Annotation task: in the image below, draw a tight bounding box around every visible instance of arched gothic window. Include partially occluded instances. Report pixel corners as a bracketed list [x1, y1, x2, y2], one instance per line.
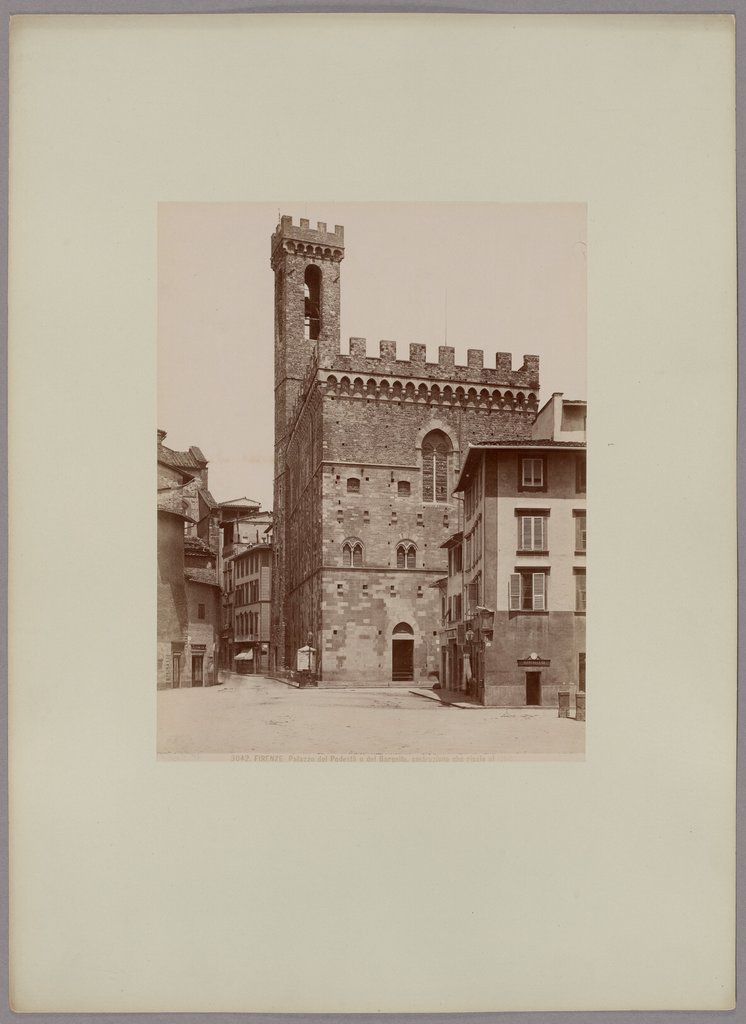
[396, 542, 417, 569]
[422, 430, 451, 503]
[342, 540, 364, 568]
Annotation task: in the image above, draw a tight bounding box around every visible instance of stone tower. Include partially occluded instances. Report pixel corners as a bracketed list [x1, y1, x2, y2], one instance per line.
[270, 215, 540, 684]
[270, 217, 345, 667]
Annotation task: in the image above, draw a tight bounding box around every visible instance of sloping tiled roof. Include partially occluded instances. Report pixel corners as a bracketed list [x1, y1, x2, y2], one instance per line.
[198, 488, 219, 511]
[219, 497, 261, 509]
[184, 568, 220, 588]
[184, 535, 213, 556]
[158, 444, 207, 471]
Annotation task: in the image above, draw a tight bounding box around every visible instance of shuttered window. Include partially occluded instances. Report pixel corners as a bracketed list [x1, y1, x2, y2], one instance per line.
[510, 571, 547, 611]
[575, 572, 586, 612]
[520, 516, 546, 551]
[532, 572, 546, 611]
[575, 514, 586, 552]
[522, 458, 543, 487]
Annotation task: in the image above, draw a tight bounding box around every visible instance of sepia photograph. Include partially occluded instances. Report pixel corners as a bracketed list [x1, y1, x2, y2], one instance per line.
[157, 203, 587, 760]
[10, 11, 735, 1014]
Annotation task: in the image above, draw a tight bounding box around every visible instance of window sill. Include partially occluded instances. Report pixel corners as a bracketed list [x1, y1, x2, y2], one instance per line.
[574, 550, 586, 556]
[574, 610, 586, 616]
[515, 550, 549, 556]
[509, 610, 549, 616]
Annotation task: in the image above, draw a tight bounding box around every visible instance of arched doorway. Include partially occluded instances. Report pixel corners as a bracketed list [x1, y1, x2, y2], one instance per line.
[392, 622, 414, 683]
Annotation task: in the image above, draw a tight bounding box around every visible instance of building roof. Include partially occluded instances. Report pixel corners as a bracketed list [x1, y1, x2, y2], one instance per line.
[184, 535, 213, 556]
[219, 497, 261, 509]
[440, 531, 463, 549]
[454, 441, 586, 494]
[184, 568, 220, 588]
[158, 443, 207, 472]
[234, 541, 272, 560]
[198, 488, 219, 511]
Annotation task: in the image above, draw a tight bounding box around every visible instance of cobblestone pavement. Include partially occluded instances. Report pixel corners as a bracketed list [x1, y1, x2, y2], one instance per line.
[158, 673, 584, 759]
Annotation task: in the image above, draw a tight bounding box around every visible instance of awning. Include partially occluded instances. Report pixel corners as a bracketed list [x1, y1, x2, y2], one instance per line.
[234, 651, 254, 661]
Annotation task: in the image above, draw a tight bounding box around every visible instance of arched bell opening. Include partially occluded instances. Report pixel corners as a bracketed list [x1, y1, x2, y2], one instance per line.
[304, 264, 321, 341]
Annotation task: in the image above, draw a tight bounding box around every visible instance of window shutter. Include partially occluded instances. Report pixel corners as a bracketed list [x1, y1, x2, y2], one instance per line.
[509, 574, 521, 611]
[343, 545, 351, 567]
[396, 546, 405, 569]
[576, 573, 586, 611]
[535, 516, 544, 550]
[353, 545, 362, 567]
[407, 547, 415, 569]
[521, 517, 532, 549]
[532, 572, 546, 611]
[576, 515, 586, 551]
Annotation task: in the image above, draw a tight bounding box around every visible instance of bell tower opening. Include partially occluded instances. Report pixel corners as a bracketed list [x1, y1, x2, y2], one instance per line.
[304, 265, 321, 341]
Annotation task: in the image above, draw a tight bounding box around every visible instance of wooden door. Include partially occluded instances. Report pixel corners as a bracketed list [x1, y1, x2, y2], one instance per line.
[526, 671, 541, 706]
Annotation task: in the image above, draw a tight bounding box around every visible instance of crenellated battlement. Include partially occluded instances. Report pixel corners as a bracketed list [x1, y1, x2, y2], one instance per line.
[271, 215, 345, 266]
[319, 337, 540, 390]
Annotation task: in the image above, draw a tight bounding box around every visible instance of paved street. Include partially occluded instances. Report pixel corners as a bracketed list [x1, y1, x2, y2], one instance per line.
[158, 673, 584, 760]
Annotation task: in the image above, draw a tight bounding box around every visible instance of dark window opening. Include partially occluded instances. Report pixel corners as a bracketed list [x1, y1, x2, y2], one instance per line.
[304, 265, 321, 340]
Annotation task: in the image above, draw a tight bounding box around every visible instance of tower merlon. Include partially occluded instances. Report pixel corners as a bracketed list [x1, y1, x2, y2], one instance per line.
[319, 340, 540, 389]
[272, 215, 345, 261]
[438, 346, 455, 369]
[467, 349, 484, 371]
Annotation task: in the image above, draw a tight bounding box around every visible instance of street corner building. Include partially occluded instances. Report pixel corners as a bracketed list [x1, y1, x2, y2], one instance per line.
[157, 431, 222, 689]
[440, 394, 586, 708]
[270, 214, 584, 704]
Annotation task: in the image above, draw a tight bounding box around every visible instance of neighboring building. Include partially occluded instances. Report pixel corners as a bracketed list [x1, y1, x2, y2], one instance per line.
[219, 499, 273, 670]
[157, 499, 192, 690]
[439, 394, 586, 707]
[270, 215, 541, 685]
[157, 430, 221, 689]
[232, 540, 272, 673]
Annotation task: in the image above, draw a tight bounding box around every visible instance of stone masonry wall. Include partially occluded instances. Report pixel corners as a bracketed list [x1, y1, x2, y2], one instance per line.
[320, 571, 442, 685]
